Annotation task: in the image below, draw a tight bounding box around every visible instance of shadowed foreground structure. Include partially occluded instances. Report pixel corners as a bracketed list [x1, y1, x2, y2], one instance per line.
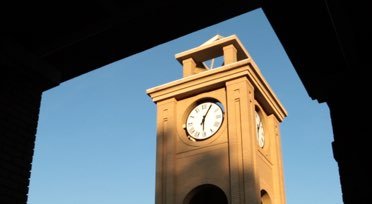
[0, 1, 370, 203]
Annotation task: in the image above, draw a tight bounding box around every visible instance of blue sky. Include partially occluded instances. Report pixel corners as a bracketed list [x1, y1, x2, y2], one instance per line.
[28, 8, 342, 204]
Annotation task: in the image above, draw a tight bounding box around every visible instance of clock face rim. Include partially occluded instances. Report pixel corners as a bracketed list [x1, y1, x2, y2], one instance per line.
[255, 111, 265, 148]
[185, 101, 224, 141]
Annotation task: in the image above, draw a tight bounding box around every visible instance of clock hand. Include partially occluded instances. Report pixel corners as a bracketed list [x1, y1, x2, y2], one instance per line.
[201, 104, 212, 130]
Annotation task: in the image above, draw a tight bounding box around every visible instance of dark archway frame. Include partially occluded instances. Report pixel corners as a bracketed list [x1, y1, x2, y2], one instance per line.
[1, 1, 369, 203]
[183, 184, 228, 204]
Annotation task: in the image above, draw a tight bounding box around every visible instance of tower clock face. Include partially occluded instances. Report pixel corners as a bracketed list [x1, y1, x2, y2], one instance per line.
[255, 111, 265, 148]
[186, 101, 224, 140]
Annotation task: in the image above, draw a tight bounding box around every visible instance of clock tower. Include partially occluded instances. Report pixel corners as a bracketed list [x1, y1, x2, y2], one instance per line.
[146, 34, 287, 204]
